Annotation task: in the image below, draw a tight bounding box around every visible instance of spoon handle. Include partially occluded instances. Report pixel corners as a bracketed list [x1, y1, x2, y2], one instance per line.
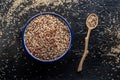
[77, 29, 91, 72]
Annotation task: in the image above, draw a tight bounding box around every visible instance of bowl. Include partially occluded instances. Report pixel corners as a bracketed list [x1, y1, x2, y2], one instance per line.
[22, 12, 73, 62]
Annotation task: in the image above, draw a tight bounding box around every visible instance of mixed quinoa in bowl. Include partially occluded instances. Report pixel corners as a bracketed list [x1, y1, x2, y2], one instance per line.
[22, 12, 73, 62]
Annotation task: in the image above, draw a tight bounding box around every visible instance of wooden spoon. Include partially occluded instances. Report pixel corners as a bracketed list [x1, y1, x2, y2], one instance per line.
[77, 13, 98, 72]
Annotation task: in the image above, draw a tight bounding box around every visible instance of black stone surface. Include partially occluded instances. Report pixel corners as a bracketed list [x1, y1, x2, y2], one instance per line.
[0, 0, 120, 80]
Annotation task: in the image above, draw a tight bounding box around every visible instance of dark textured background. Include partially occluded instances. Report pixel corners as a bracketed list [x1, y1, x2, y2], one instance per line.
[0, 0, 120, 80]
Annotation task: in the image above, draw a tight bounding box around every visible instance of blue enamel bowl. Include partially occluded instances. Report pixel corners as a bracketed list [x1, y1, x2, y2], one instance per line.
[22, 12, 73, 62]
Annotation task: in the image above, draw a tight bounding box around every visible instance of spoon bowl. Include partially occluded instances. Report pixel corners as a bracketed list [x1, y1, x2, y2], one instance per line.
[86, 13, 98, 30]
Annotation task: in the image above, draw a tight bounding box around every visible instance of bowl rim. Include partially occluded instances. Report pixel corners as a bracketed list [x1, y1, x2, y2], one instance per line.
[22, 12, 73, 62]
